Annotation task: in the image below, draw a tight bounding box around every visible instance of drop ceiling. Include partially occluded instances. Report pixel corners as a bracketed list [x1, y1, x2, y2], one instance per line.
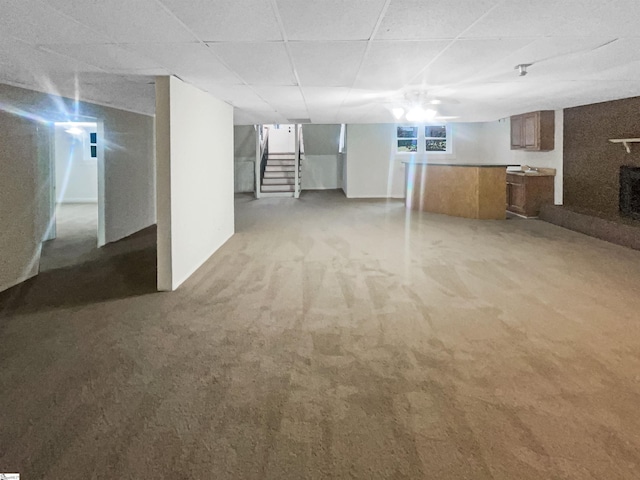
[1, 0, 640, 124]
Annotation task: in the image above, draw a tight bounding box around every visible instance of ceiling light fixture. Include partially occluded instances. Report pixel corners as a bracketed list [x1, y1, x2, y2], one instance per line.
[515, 63, 532, 76]
[65, 127, 83, 135]
[390, 88, 447, 122]
[404, 107, 438, 122]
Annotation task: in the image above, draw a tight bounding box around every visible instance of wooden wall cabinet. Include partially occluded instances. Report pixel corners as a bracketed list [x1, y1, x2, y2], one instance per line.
[510, 111, 555, 151]
[506, 173, 554, 217]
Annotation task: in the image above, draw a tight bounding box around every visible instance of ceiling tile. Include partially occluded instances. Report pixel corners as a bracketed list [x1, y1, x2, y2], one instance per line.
[130, 43, 242, 84]
[289, 42, 367, 87]
[46, 0, 197, 43]
[208, 42, 296, 86]
[40, 44, 163, 72]
[457, 36, 621, 85]
[276, 0, 388, 41]
[418, 38, 534, 86]
[194, 83, 273, 110]
[376, 0, 499, 40]
[462, 0, 604, 38]
[253, 85, 307, 114]
[0, 39, 101, 74]
[160, 0, 282, 42]
[302, 87, 350, 109]
[354, 40, 449, 89]
[555, 0, 640, 37]
[0, 0, 112, 45]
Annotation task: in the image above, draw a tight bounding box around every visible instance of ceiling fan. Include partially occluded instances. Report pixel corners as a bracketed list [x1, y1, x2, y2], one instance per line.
[385, 87, 460, 122]
[340, 86, 460, 121]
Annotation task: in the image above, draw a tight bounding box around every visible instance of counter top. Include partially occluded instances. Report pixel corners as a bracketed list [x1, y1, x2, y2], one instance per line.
[507, 168, 556, 177]
[402, 162, 518, 168]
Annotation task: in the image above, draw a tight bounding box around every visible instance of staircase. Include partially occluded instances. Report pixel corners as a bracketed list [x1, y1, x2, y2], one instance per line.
[255, 124, 303, 198]
[261, 152, 301, 193]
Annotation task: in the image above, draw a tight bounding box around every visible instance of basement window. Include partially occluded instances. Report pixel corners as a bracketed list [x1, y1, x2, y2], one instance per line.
[90, 132, 97, 158]
[397, 126, 418, 152]
[397, 124, 451, 154]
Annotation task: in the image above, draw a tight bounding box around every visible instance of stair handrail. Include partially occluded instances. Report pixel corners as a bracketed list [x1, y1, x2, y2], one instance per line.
[260, 128, 269, 188]
[294, 124, 300, 198]
[296, 125, 304, 198]
[255, 126, 269, 198]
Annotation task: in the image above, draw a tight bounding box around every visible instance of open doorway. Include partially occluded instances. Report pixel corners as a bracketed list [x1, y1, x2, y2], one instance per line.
[40, 120, 104, 271]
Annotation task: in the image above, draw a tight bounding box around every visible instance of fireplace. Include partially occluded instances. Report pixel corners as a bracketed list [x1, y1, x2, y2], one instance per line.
[620, 166, 640, 220]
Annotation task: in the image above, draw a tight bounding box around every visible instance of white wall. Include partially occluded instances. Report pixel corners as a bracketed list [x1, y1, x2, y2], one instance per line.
[345, 123, 496, 198]
[269, 125, 295, 152]
[156, 76, 234, 291]
[0, 112, 41, 292]
[345, 116, 563, 203]
[54, 124, 98, 203]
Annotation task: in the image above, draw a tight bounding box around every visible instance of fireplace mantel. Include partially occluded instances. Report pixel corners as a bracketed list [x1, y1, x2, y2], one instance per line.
[609, 138, 640, 154]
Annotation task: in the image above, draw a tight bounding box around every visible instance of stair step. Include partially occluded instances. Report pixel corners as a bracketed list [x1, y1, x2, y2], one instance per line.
[262, 184, 295, 192]
[265, 165, 299, 172]
[269, 152, 296, 156]
[266, 159, 295, 166]
[264, 171, 296, 178]
[263, 178, 296, 185]
[259, 191, 295, 198]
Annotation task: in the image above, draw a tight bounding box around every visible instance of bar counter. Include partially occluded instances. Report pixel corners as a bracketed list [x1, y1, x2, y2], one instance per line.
[403, 162, 508, 220]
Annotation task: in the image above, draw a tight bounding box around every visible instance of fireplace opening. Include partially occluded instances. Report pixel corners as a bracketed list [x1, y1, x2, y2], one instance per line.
[620, 166, 640, 220]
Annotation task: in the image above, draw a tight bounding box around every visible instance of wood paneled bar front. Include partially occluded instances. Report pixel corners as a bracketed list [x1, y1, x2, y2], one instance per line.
[403, 162, 508, 220]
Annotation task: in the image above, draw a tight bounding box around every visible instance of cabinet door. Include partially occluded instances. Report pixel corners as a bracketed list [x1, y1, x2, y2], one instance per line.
[509, 183, 526, 214]
[523, 113, 538, 148]
[511, 116, 523, 149]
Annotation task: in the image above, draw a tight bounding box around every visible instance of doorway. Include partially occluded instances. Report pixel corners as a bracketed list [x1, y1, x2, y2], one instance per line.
[41, 120, 103, 271]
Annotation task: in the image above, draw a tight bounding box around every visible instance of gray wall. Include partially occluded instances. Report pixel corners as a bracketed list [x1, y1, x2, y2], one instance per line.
[301, 124, 343, 190]
[234, 125, 255, 193]
[0, 82, 156, 292]
[0, 111, 42, 291]
[233, 124, 344, 192]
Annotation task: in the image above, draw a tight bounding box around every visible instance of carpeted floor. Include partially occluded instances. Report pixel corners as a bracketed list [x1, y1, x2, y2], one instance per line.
[2, 190, 640, 479]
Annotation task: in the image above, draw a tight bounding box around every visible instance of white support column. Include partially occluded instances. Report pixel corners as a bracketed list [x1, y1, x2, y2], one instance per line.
[294, 124, 300, 199]
[255, 125, 261, 199]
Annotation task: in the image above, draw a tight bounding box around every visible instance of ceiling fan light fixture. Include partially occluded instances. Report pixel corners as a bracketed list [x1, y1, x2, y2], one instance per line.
[405, 107, 423, 122]
[424, 108, 437, 120]
[392, 107, 405, 120]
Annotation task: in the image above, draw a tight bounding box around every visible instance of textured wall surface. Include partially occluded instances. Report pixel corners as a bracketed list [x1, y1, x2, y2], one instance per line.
[564, 97, 640, 218]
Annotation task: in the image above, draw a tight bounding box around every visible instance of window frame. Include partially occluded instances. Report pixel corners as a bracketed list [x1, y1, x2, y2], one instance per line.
[396, 123, 452, 155]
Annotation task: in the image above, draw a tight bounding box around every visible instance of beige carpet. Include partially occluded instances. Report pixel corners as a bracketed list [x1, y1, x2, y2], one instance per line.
[2, 190, 640, 479]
